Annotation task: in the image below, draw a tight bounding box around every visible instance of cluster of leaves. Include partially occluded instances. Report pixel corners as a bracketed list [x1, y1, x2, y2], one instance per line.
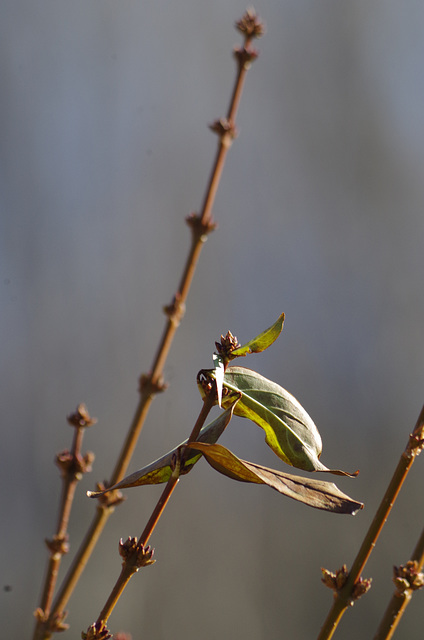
[88, 313, 362, 516]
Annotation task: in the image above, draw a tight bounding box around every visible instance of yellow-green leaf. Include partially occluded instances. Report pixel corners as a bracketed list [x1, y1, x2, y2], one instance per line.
[229, 312, 285, 359]
[188, 442, 363, 515]
[87, 404, 236, 498]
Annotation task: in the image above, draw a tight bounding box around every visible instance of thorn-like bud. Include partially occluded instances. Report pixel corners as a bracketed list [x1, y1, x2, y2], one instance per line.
[235, 8, 265, 40]
[82, 621, 111, 640]
[393, 560, 424, 594]
[67, 404, 97, 428]
[119, 537, 156, 568]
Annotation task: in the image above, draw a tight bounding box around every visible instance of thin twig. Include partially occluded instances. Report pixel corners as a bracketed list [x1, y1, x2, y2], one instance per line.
[317, 405, 424, 640]
[372, 526, 424, 640]
[90, 394, 216, 636]
[38, 11, 264, 639]
[33, 405, 96, 640]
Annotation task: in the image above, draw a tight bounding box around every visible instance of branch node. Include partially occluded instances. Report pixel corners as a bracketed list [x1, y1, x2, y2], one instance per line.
[321, 566, 371, 604]
[93, 482, 126, 509]
[82, 621, 112, 640]
[33, 608, 69, 634]
[45, 533, 70, 557]
[185, 212, 217, 242]
[139, 373, 168, 395]
[163, 293, 186, 327]
[406, 430, 424, 458]
[56, 450, 95, 479]
[233, 44, 259, 70]
[208, 118, 238, 147]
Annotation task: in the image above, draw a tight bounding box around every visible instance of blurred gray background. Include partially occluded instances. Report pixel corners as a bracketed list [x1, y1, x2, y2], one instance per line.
[1, 1, 423, 638]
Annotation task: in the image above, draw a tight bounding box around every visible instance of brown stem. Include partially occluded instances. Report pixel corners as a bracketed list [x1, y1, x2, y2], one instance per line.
[317, 405, 424, 640]
[34, 406, 95, 640]
[96, 472, 180, 630]
[372, 526, 424, 640]
[91, 394, 216, 632]
[39, 13, 262, 639]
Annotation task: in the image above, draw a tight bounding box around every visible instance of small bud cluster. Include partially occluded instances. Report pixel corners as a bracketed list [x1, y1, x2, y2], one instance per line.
[56, 449, 95, 480]
[82, 621, 111, 640]
[215, 330, 241, 359]
[393, 560, 424, 594]
[321, 565, 349, 591]
[119, 537, 156, 568]
[321, 565, 372, 603]
[235, 8, 265, 40]
[67, 403, 97, 428]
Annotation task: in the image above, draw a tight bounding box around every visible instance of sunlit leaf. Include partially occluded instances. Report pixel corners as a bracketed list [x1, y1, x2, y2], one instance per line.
[229, 312, 285, 359]
[212, 353, 225, 407]
[87, 403, 237, 498]
[188, 442, 363, 515]
[198, 366, 357, 476]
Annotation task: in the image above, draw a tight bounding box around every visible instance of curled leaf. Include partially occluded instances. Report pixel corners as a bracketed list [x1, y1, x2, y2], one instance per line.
[87, 403, 237, 498]
[188, 442, 363, 515]
[198, 366, 357, 476]
[229, 312, 285, 359]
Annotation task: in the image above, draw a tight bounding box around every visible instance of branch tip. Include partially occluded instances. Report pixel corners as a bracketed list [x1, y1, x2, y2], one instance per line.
[67, 404, 97, 428]
[235, 8, 265, 40]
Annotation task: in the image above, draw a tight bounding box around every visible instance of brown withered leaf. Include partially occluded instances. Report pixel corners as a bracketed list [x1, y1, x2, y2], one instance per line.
[188, 442, 363, 515]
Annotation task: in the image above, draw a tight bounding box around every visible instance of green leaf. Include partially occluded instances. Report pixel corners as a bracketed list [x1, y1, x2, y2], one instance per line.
[87, 403, 237, 498]
[188, 442, 363, 515]
[198, 366, 357, 476]
[229, 312, 285, 359]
